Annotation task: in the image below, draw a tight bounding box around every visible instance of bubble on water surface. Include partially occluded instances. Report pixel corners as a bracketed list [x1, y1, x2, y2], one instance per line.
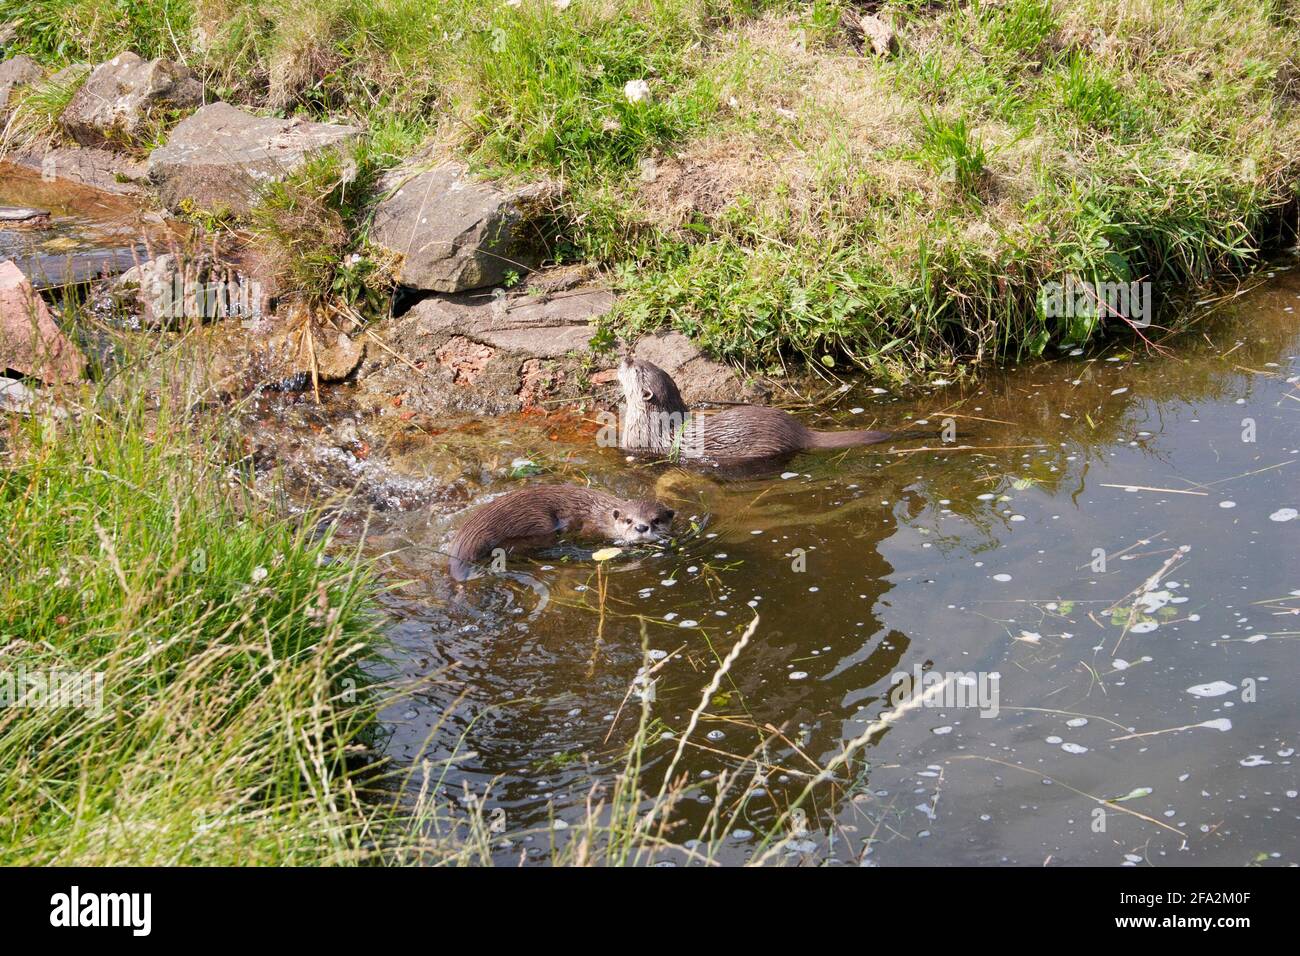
[789, 671, 809, 681]
[1061, 743, 1089, 755]
[1269, 508, 1297, 522]
[993, 573, 1013, 582]
[1187, 681, 1236, 697]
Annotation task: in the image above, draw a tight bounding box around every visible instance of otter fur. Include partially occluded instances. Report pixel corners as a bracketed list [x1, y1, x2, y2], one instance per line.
[616, 357, 905, 465]
[449, 484, 674, 581]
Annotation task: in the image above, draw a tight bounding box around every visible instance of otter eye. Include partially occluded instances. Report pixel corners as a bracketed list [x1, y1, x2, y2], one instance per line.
[661, 510, 675, 523]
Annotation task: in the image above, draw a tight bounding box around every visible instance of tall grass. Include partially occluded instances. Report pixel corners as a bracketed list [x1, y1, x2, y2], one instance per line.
[0, 362, 383, 864]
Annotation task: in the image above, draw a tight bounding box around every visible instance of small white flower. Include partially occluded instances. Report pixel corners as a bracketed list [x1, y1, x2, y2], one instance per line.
[251, 566, 268, 583]
[553, 0, 571, 8]
[624, 79, 651, 104]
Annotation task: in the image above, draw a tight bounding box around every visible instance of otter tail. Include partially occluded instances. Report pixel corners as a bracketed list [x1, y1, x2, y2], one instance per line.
[806, 428, 895, 450]
[806, 427, 936, 449]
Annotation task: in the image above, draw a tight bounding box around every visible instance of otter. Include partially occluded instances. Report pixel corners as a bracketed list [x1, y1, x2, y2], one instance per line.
[616, 357, 912, 465]
[449, 484, 674, 581]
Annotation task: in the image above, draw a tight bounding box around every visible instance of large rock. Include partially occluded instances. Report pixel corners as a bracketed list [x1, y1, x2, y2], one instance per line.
[10, 145, 148, 195]
[60, 52, 202, 147]
[0, 260, 86, 384]
[146, 102, 362, 215]
[0, 54, 43, 112]
[371, 160, 556, 292]
[357, 270, 613, 416]
[355, 270, 764, 417]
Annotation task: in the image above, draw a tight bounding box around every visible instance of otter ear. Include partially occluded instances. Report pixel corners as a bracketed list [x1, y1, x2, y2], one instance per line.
[641, 387, 654, 402]
[611, 508, 621, 520]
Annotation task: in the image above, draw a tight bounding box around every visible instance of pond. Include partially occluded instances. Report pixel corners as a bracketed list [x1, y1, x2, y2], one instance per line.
[225, 260, 1300, 865]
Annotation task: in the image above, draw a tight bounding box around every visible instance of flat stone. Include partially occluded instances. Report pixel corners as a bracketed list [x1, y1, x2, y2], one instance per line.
[0, 54, 43, 112]
[146, 102, 362, 215]
[0, 259, 86, 383]
[357, 275, 613, 415]
[60, 52, 202, 147]
[11, 145, 148, 195]
[410, 286, 613, 357]
[371, 160, 557, 292]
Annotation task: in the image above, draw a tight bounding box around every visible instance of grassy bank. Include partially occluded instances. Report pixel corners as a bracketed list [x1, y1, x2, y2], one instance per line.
[6, 0, 1299, 376]
[0, 373, 385, 864]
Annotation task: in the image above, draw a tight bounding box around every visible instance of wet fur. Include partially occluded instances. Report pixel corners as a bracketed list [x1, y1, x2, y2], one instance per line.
[617, 358, 896, 464]
[449, 484, 673, 581]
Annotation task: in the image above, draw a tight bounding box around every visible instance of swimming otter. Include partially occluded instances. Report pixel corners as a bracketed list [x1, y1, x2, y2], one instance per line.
[449, 484, 674, 581]
[616, 357, 907, 465]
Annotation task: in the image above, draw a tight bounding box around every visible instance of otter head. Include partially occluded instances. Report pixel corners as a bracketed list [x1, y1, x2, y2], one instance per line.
[617, 357, 689, 452]
[610, 499, 675, 545]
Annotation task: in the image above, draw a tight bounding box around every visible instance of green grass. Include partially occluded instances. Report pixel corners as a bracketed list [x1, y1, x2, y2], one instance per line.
[0, 364, 384, 864]
[6, 0, 1299, 377]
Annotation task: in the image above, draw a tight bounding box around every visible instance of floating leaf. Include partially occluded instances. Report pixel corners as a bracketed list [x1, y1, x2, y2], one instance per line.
[591, 547, 623, 561]
[1109, 787, 1153, 803]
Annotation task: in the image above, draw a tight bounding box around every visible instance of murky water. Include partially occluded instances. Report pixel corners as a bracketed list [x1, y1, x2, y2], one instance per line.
[251, 264, 1300, 866]
[0, 162, 161, 287]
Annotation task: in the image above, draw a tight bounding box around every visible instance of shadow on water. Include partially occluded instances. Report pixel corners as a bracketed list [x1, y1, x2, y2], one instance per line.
[244, 259, 1300, 865]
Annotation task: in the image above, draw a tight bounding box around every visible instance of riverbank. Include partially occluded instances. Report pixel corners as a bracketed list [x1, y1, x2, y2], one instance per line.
[0, 359, 387, 864]
[5, 0, 1298, 378]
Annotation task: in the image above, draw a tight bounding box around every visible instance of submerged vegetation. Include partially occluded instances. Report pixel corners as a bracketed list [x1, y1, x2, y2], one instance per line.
[5, 0, 1298, 375]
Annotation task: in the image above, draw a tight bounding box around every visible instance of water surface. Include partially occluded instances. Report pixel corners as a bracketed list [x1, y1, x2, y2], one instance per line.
[261, 265, 1299, 866]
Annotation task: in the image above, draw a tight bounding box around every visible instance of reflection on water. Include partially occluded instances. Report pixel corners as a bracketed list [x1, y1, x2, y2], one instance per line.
[0, 162, 161, 287]
[263, 261, 1299, 866]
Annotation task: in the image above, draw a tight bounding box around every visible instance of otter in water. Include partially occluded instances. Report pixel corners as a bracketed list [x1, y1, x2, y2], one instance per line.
[616, 357, 908, 465]
[449, 484, 674, 580]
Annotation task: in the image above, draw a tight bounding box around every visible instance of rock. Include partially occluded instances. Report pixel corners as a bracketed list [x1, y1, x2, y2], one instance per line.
[628, 331, 766, 405]
[0, 376, 67, 418]
[0, 260, 86, 384]
[146, 102, 362, 216]
[841, 11, 898, 56]
[0, 206, 50, 224]
[357, 272, 763, 416]
[371, 160, 557, 292]
[60, 52, 202, 147]
[357, 273, 613, 415]
[0, 54, 43, 112]
[9, 145, 148, 195]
